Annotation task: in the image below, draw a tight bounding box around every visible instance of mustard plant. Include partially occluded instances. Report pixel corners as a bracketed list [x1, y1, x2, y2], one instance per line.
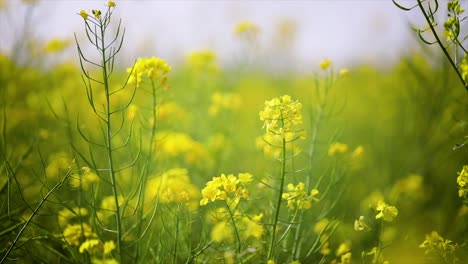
[74, 1, 136, 261]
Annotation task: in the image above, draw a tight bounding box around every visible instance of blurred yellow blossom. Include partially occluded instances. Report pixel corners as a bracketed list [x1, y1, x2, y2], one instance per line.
[375, 201, 398, 222]
[419, 231, 459, 262]
[107, 1, 116, 7]
[62, 223, 94, 246]
[354, 215, 369, 231]
[241, 215, 264, 239]
[234, 21, 259, 36]
[92, 10, 101, 19]
[127, 56, 171, 88]
[336, 241, 351, 256]
[79, 10, 89, 20]
[339, 68, 350, 77]
[320, 59, 332, 70]
[340, 252, 352, 264]
[211, 221, 234, 243]
[314, 218, 330, 234]
[282, 182, 319, 210]
[79, 239, 100, 253]
[44, 39, 71, 53]
[58, 207, 88, 227]
[187, 50, 219, 73]
[146, 168, 200, 210]
[209, 92, 242, 116]
[328, 142, 348, 156]
[457, 165, 468, 199]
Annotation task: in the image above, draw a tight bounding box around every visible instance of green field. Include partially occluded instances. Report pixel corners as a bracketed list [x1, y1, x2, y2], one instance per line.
[1, 1, 468, 263]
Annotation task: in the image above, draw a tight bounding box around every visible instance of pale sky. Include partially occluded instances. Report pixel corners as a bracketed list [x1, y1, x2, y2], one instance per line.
[1, 0, 427, 71]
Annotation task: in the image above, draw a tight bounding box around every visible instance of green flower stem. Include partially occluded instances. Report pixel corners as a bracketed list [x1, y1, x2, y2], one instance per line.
[135, 79, 159, 261]
[267, 135, 287, 261]
[225, 200, 242, 258]
[99, 20, 122, 260]
[173, 212, 180, 264]
[292, 79, 329, 259]
[416, 0, 468, 92]
[373, 221, 384, 264]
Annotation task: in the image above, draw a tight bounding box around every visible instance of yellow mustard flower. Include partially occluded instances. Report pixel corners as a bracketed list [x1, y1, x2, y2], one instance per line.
[211, 221, 234, 242]
[259, 95, 303, 139]
[79, 10, 89, 20]
[336, 241, 351, 256]
[62, 223, 94, 246]
[282, 182, 319, 210]
[340, 252, 352, 264]
[92, 9, 102, 19]
[79, 239, 100, 253]
[200, 173, 252, 206]
[319, 59, 332, 70]
[457, 165, 468, 199]
[187, 50, 219, 73]
[375, 201, 398, 222]
[354, 215, 370, 231]
[107, 1, 116, 7]
[328, 142, 348, 156]
[127, 56, 171, 88]
[103, 240, 116, 255]
[44, 39, 71, 53]
[234, 21, 259, 36]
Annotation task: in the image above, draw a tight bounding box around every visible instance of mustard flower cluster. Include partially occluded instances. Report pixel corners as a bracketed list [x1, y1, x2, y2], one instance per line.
[319, 59, 332, 70]
[282, 182, 319, 210]
[200, 173, 253, 206]
[419, 231, 459, 262]
[375, 201, 398, 222]
[145, 168, 200, 210]
[259, 95, 304, 139]
[328, 142, 349, 156]
[354, 215, 370, 231]
[457, 165, 468, 199]
[444, 0, 464, 41]
[79, 239, 117, 263]
[186, 50, 219, 73]
[79, 1, 115, 21]
[234, 21, 259, 36]
[210, 213, 264, 243]
[208, 92, 242, 116]
[154, 131, 211, 165]
[58, 207, 89, 227]
[126, 56, 171, 88]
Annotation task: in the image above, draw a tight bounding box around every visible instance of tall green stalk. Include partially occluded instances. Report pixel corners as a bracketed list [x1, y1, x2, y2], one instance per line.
[266, 135, 287, 261]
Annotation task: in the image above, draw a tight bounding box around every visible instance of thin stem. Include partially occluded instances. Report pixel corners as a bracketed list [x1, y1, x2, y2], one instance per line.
[266, 135, 287, 261]
[226, 200, 242, 258]
[417, 0, 468, 92]
[173, 212, 179, 264]
[99, 19, 122, 260]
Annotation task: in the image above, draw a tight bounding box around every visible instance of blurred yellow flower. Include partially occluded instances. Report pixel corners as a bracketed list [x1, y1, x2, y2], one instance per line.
[211, 221, 234, 242]
[354, 215, 369, 231]
[79, 239, 100, 253]
[234, 21, 259, 36]
[339, 68, 350, 77]
[44, 39, 71, 53]
[127, 56, 171, 88]
[92, 9, 102, 19]
[62, 223, 94, 246]
[282, 182, 319, 210]
[79, 10, 89, 20]
[107, 1, 116, 7]
[319, 59, 332, 70]
[457, 165, 468, 199]
[103, 240, 116, 255]
[328, 142, 348, 156]
[375, 201, 398, 222]
[209, 92, 242, 116]
[187, 50, 219, 73]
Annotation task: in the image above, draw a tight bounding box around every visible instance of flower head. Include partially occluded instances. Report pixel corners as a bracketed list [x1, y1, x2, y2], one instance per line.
[375, 201, 398, 222]
[79, 10, 89, 20]
[319, 59, 332, 70]
[107, 1, 116, 7]
[259, 95, 303, 139]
